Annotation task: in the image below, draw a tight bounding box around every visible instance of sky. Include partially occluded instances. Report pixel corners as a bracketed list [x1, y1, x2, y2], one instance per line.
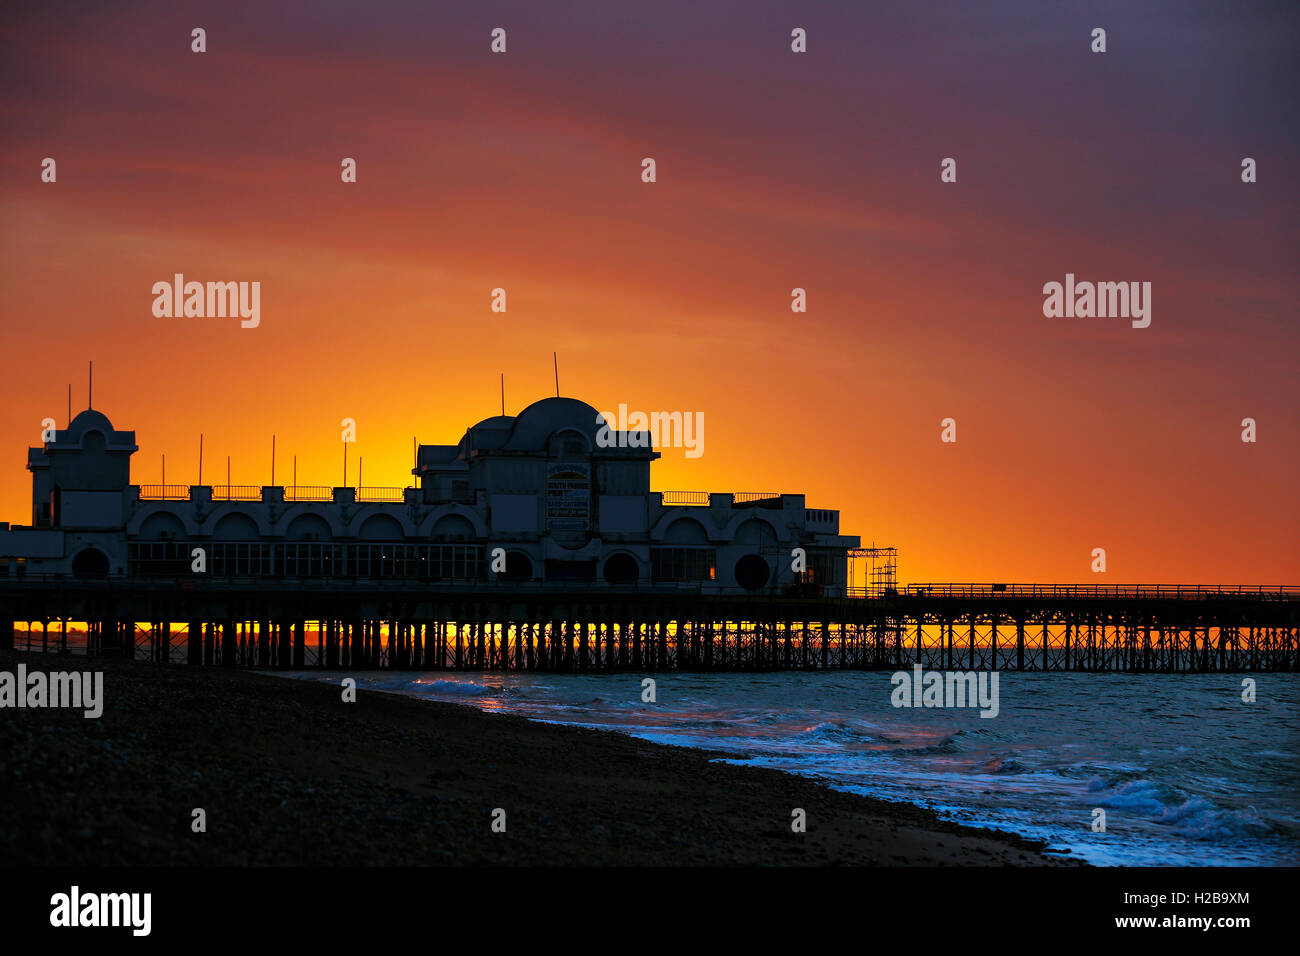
[0, 0, 1296, 583]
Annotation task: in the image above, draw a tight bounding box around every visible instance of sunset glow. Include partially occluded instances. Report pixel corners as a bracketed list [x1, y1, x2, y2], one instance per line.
[1, 1, 1295, 583]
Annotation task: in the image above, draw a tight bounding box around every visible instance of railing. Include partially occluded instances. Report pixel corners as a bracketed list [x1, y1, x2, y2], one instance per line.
[283, 486, 333, 502]
[0, 573, 747, 595]
[841, 584, 1300, 600]
[3, 574, 1297, 601]
[661, 491, 710, 506]
[137, 486, 789, 508]
[137, 485, 416, 503]
[137, 484, 191, 500]
[357, 487, 405, 502]
[212, 485, 263, 501]
[659, 491, 784, 507]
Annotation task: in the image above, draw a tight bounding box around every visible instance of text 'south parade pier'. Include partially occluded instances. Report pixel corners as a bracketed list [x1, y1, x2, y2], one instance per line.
[2, 399, 1296, 671]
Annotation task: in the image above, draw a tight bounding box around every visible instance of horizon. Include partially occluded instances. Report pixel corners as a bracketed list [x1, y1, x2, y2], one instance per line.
[1, 0, 1296, 584]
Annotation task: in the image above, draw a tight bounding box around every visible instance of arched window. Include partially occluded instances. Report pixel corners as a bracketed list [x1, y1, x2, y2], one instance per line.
[603, 553, 639, 585]
[72, 548, 110, 579]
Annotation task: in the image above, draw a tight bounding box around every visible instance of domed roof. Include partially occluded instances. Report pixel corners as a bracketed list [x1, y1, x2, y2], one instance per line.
[51, 409, 137, 451]
[68, 409, 115, 436]
[460, 414, 517, 454]
[470, 415, 515, 430]
[504, 397, 602, 451]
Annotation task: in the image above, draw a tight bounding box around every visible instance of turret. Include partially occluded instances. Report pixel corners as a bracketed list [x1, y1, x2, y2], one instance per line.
[26, 409, 137, 528]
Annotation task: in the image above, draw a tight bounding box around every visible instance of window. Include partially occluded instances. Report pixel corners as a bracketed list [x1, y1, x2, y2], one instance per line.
[129, 541, 190, 575]
[650, 547, 716, 582]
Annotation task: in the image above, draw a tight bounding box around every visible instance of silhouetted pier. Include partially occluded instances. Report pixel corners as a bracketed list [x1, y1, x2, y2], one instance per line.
[2, 578, 1296, 671]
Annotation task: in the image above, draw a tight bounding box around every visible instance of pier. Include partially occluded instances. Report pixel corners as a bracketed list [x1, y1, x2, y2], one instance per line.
[13, 403, 1294, 674]
[2, 579, 1296, 672]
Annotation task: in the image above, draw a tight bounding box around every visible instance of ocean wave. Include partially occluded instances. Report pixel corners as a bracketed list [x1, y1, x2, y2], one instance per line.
[893, 734, 961, 756]
[1090, 778, 1276, 841]
[411, 679, 500, 698]
[282, 669, 1300, 866]
[975, 756, 1030, 775]
[797, 718, 875, 740]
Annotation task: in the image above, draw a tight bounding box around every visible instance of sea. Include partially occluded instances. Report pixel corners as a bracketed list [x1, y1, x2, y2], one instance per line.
[293, 669, 1300, 865]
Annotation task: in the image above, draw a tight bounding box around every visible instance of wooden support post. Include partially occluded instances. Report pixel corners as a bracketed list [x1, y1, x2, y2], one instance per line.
[105, 618, 122, 656]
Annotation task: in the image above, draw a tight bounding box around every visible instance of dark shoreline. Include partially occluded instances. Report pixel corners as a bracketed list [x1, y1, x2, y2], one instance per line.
[0, 650, 1080, 866]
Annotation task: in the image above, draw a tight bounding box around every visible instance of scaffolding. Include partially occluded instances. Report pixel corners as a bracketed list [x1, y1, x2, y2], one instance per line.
[848, 546, 898, 596]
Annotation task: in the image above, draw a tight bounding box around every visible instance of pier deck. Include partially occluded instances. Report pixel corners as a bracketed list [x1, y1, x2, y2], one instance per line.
[2, 579, 1296, 671]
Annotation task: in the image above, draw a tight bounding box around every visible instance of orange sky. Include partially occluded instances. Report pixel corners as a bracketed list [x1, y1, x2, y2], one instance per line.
[0, 2, 1296, 583]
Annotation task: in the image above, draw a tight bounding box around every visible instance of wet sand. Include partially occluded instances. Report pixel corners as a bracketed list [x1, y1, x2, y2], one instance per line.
[0, 650, 1079, 865]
